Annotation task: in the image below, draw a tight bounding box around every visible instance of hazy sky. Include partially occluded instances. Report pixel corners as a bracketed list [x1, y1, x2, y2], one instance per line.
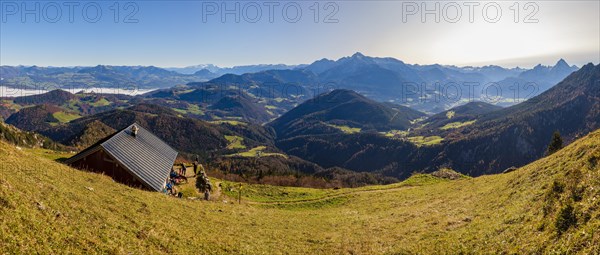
[1, 1, 598, 68]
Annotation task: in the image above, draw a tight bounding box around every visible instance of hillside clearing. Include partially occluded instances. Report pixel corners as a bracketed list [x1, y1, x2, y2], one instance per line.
[439, 120, 477, 130]
[52, 112, 81, 123]
[224, 135, 246, 150]
[324, 123, 361, 134]
[381, 129, 409, 138]
[407, 135, 444, 146]
[209, 120, 247, 126]
[89, 98, 111, 107]
[225, 146, 288, 159]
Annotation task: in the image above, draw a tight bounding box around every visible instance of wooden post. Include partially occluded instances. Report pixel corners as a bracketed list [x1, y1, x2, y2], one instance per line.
[238, 183, 242, 204]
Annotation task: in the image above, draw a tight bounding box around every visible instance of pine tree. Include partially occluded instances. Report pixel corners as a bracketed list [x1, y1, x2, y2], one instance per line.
[547, 131, 563, 155]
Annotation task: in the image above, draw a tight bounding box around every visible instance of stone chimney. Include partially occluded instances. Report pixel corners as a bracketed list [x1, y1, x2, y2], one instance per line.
[131, 125, 139, 137]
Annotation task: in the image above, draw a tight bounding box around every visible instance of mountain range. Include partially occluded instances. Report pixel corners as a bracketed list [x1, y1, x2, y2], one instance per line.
[436, 63, 600, 175]
[180, 53, 578, 113]
[0, 65, 215, 89]
[495, 59, 579, 102]
[272, 63, 600, 178]
[1, 53, 579, 113]
[165, 63, 303, 76]
[1, 56, 596, 185]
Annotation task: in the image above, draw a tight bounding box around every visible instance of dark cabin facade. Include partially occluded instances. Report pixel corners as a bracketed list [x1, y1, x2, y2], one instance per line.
[65, 123, 178, 191]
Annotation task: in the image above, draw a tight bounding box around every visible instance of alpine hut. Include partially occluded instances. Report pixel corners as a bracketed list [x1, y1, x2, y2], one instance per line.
[64, 123, 178, 191]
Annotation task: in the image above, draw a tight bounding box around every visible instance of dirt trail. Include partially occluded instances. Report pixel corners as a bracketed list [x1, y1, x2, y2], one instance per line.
[244, 185, 416, 205]
[182, 165, 224, 201]
[210, 181, 223, 201]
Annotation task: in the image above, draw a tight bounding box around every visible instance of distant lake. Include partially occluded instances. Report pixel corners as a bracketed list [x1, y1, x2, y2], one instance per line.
[0, 86, 156, 97]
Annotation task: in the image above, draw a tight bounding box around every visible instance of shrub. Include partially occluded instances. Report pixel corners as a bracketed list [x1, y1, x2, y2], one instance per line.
[555, 203, 577, 234]
[551, 180, 565, 194]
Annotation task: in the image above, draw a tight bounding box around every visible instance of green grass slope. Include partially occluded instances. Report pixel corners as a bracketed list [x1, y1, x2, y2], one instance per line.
[0, 122, 64, 150]
[1, 129, 599, 254]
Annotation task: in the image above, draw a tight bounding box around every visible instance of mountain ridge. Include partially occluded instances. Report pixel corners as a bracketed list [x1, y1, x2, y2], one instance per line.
[269, 89, 426, 139]
[435, 63, 599, 175]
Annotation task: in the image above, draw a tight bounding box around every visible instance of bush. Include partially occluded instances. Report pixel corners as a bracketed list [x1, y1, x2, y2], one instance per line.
[543, 180, 564, 216]
[551, 180, 565, 194]
[555, 203, 577, 234]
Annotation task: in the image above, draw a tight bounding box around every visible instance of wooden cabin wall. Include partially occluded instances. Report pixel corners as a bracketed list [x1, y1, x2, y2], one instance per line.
[69, 150, 149, 190]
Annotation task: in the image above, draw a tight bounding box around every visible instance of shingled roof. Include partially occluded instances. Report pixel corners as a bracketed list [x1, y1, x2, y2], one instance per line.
[65, 123, 178, 191]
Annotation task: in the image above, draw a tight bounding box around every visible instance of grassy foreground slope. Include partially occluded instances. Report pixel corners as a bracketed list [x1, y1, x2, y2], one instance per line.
[1, 130, 600, 254]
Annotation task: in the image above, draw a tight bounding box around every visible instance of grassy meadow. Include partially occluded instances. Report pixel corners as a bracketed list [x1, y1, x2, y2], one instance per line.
[1, 130, 599, 254]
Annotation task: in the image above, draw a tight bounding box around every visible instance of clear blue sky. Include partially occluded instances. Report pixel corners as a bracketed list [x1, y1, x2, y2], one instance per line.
[1, 1, 598, 68]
